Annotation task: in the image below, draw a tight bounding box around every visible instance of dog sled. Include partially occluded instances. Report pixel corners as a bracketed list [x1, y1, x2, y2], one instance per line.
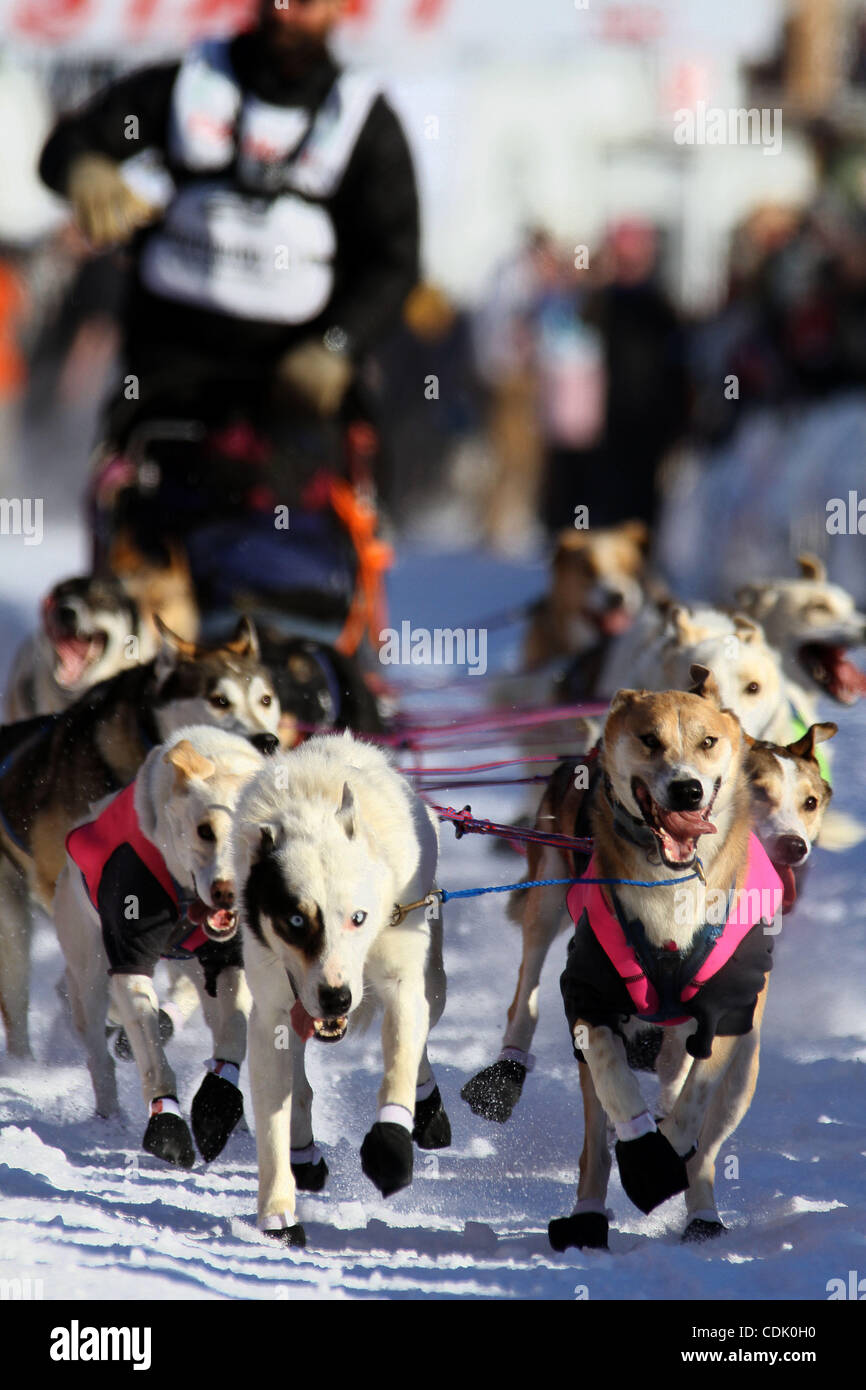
[88, 398, 392, 660]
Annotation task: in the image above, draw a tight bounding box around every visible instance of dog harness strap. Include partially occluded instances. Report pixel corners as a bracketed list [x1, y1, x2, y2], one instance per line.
[66, 782, 178, 911]
[566, 836, 782, 1024]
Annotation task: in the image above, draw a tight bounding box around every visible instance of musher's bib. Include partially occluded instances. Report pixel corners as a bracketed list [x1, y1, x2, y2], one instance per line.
[138, 39, 380, 324]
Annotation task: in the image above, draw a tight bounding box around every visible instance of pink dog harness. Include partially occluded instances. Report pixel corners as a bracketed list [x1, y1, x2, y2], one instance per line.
[566, 834, 783, 1026]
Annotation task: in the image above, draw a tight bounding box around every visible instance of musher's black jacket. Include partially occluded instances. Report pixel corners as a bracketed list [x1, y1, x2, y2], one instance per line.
[40, 33, 420, 371]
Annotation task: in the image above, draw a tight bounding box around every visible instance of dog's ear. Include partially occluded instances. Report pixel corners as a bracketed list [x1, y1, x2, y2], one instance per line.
[154, 613, 198, 676]
[797, 553, 827, 583]
[667, 604, 697, 645]
[732, 613, 763, 645]
[787, 721, 838, 761]
[164, 739, 217, 786]
[336, 782, 356, 839]
[608, 688, 644, 716]
[616, 518, 650, 552]
[224, 615, 260, 660]
[689, 663, 723, 706]
[554, 528, 590, 555]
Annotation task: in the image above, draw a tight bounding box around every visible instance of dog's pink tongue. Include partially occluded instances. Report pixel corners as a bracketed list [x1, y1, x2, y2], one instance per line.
[831, 649, 866, 698]
[598, 608, 632, 636]
[290, 999, 317, 1042]
[657, 807, 717, 841]
[208, 909, 234, 933]
[779, 864, 797, 913]
[54, 636, 91, 687]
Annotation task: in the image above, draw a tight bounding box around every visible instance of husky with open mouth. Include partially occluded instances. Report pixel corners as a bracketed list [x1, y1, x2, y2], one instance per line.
[5, 575, 154, 721]
[54, 726, 267, 1166]
[736, 554, 866, 722]
[234, 732, 449, 1248]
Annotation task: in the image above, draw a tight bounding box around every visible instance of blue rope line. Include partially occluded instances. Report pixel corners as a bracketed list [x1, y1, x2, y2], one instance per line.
[439, 865, 702, 902]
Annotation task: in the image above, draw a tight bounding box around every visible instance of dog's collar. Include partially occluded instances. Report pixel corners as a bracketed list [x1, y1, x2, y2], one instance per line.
[602, 773, 659, 852]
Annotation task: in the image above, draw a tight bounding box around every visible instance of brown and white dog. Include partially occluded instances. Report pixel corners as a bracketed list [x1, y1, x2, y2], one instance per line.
[745, 722, 836, 912]
[547, 670, 781, 1247]
[523, 520, 650, 683]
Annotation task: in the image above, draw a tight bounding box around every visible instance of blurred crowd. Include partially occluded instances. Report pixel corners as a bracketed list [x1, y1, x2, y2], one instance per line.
[4, 64, 866, 561]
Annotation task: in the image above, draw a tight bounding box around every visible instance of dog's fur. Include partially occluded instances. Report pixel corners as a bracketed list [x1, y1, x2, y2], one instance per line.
[257, 628, 385, 747]
[5, 575, 155, 722]
[745, 723, 836, 909]
[53, 726, 264, 1125]
[0, 617, 279, 1058]
[600, 602, 790, 742]
[109, 530, 200, 644]
[552, 673, 777, 1242]
[233, 732, 446, 1243]
[736, 554, 866, 724]
[524, 520, 650, 679]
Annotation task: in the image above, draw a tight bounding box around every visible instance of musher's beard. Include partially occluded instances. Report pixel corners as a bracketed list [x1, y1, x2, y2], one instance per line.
[259, 19, 332, 76]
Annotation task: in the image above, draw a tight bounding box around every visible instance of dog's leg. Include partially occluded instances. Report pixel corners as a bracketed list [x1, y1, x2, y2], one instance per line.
[161, 959, 202, 1035]
[655, 1029, 693, 1118]
[413, 908, 452, 1150]
[0, 857, 34, 1058]
[462, 861, 567, 1123]
[581, 1020, 690, 1216]
[54, 867, 118, 1118]
[288, 1038, 328, 1193]
[549, 1060, 612, 1252]
[682, 990, 768, 1243]
[109, 973, 194, 1168]
[189, 965, 250, 1163]
[361, 925, 430, 1197]
[246, 941, 305, 1246]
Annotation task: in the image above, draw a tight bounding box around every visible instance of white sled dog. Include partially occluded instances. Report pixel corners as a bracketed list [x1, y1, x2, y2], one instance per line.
[54, 726, 266, 1168]
[234, 732, 449, 1247]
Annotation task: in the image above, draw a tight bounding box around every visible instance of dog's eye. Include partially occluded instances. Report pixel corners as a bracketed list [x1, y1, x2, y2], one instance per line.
[288, 913, 305, 928]
[744, 682, 761, 695]
[803, 795, 818, 812]
[197, 823, 216, 842]
[210, 694, 231, 709]
[350, 910, 367, 927]
[701, 736, 718, 750]
[261, 694, 272, 707]
[639, 734, 660, 750]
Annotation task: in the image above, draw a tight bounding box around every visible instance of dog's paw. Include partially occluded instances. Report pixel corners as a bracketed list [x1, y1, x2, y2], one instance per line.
[264, 1224, 306, 1248]
[190, 1071, 244, 1163]
[291, 1158, 329, 1192]
[142, 1110, 195, 1168]
[412, 1086, 452, 1149]
[615, 1130, 688, 1215]
[360, 1122, 414, 1197]
[460, 1060, 526, 1123]
[682, 1216, 726, 1244]
[548, 1212, 609, 1252]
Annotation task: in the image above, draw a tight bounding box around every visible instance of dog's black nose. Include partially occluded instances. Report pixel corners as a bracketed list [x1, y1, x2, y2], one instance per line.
[604, 590, 625, 611]
[318, 984, 351, 1017]
[250, 732, 279, 756]
[56, 604, 78, 632]
[211, 879, 235, 908]
[668, 779, 704, 810]
[773, 835, 808, 866]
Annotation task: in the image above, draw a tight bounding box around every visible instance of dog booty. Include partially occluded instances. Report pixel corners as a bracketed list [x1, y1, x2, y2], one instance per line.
[191, 1069, 244, 1163]
[361, 1121, 414, 1197]
[682, 1216, 726, 1244]
[460, 1060, 527, 1123]
[264, 1225, 306, 1248]
[291, 1143, 329, 1192]
[143, 1102, 195, 1168]
[615, 1130, 688, 1215]
[412, 1086, 452, 1150]
[548, 1211, 610, 1252]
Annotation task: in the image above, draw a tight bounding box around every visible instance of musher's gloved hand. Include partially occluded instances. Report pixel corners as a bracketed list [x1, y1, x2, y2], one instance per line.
[66, 154, 156, 248]
[275, 336, 354, 418]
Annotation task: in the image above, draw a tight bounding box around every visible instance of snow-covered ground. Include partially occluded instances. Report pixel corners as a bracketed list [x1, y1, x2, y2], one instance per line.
[0, 527, 865, 1301]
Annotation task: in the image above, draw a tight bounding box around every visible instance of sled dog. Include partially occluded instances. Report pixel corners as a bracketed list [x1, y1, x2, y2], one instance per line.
[54, 726, 266, 1166]
[0, 617, 279, 1058]
[5, 574, 154, 722]
[234, 732, 449, 1247]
